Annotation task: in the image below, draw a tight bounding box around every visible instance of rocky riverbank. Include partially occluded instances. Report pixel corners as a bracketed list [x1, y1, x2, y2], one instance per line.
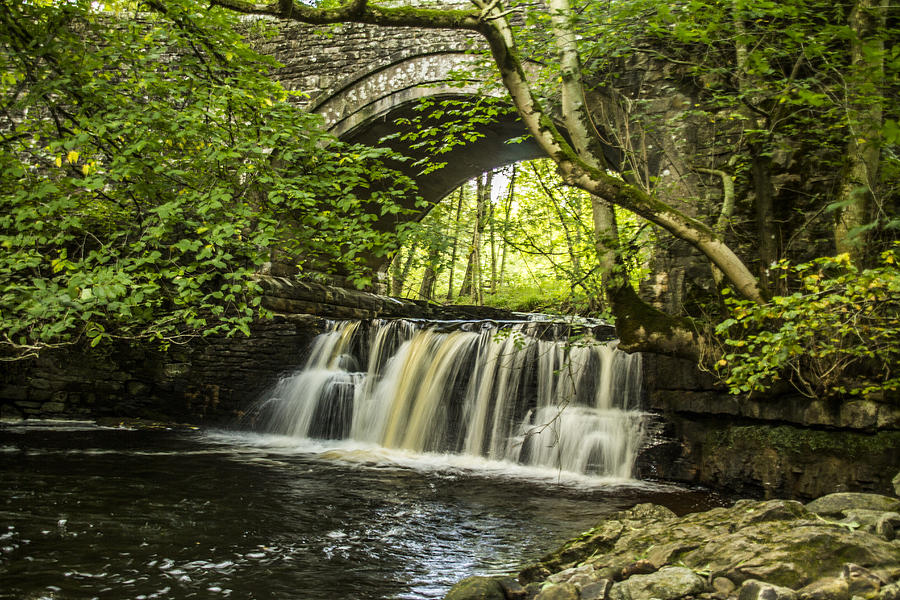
[445, 489, 900, 600]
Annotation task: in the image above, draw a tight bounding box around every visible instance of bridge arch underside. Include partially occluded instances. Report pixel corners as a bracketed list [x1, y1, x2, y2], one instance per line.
[312, 52, 542, 267]
[344, 97, 546, 226]
[309, 50, 619, 273]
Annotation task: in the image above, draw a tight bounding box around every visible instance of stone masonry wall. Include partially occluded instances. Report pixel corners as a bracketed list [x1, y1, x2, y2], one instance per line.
[242, 17, 479, 111]
[0, 316, 325, 426]
[637, 354, 900, 500]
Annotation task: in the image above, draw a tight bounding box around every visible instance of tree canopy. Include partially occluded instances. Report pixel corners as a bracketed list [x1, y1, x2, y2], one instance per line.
[0, 0, 417, 358]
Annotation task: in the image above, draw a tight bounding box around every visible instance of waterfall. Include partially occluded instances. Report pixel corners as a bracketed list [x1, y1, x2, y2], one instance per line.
[250, 319, 644, 479]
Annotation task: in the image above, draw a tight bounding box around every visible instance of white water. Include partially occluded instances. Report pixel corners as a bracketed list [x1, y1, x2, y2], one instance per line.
[250, 319, 644, 479]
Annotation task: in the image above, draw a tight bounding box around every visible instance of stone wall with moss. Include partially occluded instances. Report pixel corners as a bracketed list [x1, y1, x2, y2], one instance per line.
[638, 354, 900, 499]
[0, 315, 326, 425]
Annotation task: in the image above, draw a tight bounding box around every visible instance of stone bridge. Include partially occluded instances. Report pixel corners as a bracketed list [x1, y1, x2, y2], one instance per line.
[248, 19, 545, 225]
[246, 15, 732, 310]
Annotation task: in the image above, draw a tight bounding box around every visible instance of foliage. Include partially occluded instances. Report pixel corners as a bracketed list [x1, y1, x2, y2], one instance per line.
[0, 0, 417, 358]
[569, 0, 899, 252]
[392, 159, 654, 317]
[713, 248, 900, 398]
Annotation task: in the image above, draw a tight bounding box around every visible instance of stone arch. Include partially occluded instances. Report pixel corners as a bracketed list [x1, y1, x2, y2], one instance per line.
[310, 44, 487, 137]
[306, 47, 549, 272]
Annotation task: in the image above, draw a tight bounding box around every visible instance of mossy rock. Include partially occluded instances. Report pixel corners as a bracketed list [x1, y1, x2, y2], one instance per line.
[444, 576, 507, 600]
[805, 493, 900, 517]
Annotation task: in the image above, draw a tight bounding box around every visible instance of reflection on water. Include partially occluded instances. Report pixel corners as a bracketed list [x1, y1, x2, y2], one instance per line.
[0, 423, 722, 600]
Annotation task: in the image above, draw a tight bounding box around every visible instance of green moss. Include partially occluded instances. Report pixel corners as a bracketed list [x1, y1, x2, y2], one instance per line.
[709, 424, 900, 459]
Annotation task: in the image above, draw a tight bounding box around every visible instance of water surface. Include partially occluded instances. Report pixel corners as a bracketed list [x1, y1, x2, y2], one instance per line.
[0, 423, 720, 600]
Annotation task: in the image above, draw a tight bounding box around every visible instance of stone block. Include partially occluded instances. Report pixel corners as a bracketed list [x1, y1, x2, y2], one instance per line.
[609, 567, 706, 600]
[581, 579, 613, 600]
[0, 385, 28, 401]
[738, 580, 798, 600]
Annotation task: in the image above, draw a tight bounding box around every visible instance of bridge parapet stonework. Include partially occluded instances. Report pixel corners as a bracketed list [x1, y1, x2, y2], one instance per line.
[246, 18, 482, 131]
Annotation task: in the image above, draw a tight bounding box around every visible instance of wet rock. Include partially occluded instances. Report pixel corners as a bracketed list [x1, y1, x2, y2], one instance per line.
[892, 472, 900, 497]
[880, 582, 900, 600]
[608, 566, 706, 600]
[805, 494, 900, 517]
[620, 560, 657, 579]
[842, 564, 883, 598]
[840, 510, 900, 541]
[444, 575, 506, 600]
[535, 583, 579, 600]
[797, 578, 849, 600]
[581, 579, 613, 600]
[712, 576, 737, 598]
[739, 579, 798, 600]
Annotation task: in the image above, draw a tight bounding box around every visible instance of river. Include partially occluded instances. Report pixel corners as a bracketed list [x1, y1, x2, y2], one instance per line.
[0, 422, 721, 600]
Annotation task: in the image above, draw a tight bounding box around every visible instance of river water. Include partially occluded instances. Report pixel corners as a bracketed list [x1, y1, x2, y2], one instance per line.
[0, 422, 721, 600]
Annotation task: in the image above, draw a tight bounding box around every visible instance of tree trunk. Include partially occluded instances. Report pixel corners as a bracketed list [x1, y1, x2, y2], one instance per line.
[418, 264, 437, 300]
[834, 0, 886, 265]
[389, 243, 417, 298]
[489, 184, 497, 294]
[445, 185, 465, 300]
[497, 165, 516, 289]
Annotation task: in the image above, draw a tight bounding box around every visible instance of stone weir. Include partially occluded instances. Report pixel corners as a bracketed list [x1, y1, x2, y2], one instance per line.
[0, 277, 614, 426]
[257, 276, 616, 340]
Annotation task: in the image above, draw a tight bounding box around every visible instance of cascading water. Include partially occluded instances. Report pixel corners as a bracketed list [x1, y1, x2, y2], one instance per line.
[249, 318, 644, 479]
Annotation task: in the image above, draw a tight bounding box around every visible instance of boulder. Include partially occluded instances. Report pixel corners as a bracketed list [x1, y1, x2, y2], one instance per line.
[805, 493, 900, 517]
[547, 564, 595, 584]
[444, 576, 507, 600]
[880, 582, 900, 600]
[499, 496, 900, 600]
[797, 578, 849, 600]
[892, 472, 900, 497]
[839, 510, 900, 541]
[712, 576, 737, 598]
[535, 583, 580, 600]
[739, 579, 798, 600]
[581, 579, 614, 600]
[498, 577, 527, 599]
[608, 566, 707, 600]
[842, 563, 884, 598]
